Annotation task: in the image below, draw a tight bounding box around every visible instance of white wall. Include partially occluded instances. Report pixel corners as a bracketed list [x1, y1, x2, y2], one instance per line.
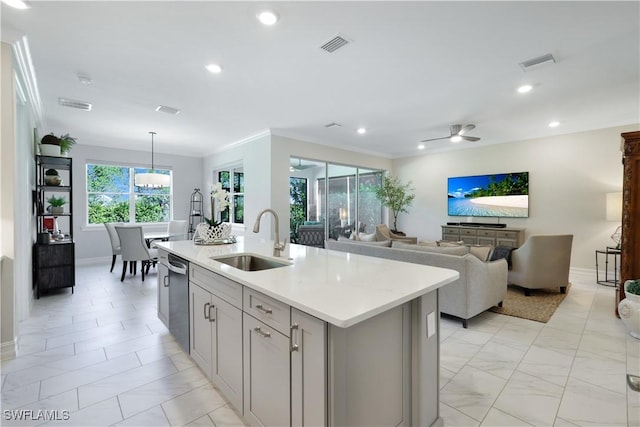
[1, 42, 17, 357]
[72, 144, 203, 260]
[393, 125, 637, 270]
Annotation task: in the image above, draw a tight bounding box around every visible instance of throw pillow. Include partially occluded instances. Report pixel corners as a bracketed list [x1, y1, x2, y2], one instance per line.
[392, 241, 468, 255]
[489, 246, 514, 267]
[417, 240, 438, 247]
[469, 245, 494, 261]
[437, 240, 464, 247]
[358, 232, 377, 242]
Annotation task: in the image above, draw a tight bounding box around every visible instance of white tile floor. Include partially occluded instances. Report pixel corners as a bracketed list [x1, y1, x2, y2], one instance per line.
[1, 264, 638, 426]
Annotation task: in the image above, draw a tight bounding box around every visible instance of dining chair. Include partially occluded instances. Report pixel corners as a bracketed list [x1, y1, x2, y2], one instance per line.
[103, 222, 123, 272]
[167, 220, 188, 241]
[115, 225, 158, 282]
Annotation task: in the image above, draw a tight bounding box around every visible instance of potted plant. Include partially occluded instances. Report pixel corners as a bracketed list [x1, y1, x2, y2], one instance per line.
[59, 133, 77, 156]
[40, 134, 61, 156]
[373, 173, 416, 234]
[46, 195, 66, 215]
[194, 182, 232, 244]
[619, 279, 640, 339]
[44, 169, 62, 186]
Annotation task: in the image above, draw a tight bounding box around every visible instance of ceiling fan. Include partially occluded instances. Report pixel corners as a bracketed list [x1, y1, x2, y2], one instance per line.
[421, 124, 481, 143]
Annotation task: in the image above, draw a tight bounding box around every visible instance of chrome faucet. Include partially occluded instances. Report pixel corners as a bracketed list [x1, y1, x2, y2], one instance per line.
[253, 209, 286, 257]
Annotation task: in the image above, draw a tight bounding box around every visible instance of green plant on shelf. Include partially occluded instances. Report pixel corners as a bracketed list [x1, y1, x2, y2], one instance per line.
[47, 195, 66, 207]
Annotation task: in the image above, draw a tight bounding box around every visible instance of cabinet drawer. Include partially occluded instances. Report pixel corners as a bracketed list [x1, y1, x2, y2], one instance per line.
[496, 238, 517, 248]
[497, 231, 518, 239]
[477, 237, 495, 246]
[460, 237, 478, 245]
[442, 227, 459, 235]
[158, 249, 168, 264]
[459, 228, 477, 236]
[244, 288, 291, 336]
[477, 229, 497, 237]
[190, 264, 242, 309]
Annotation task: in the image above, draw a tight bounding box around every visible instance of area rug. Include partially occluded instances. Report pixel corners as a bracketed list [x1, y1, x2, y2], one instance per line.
[489, 284, 571, 323]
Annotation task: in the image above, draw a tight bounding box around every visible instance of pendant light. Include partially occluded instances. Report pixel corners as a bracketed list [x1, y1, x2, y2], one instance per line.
[135, 131, 170, 187]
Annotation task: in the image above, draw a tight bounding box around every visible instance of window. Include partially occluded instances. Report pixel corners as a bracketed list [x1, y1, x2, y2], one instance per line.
[87, 163, 172, 224]
[216, 168, 244, 224]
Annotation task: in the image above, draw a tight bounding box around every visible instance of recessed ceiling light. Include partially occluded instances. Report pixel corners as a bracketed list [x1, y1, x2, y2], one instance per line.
[2, 0, 30, 9]
[357, 127, 367, 135]
[549, 121, 560, 128]
[517, 84, 533, 94]
[257, 11, 278, 26]
[205, 63, 223, 74]
[77, 74, 92, 85]
[418, 144, 425, 150]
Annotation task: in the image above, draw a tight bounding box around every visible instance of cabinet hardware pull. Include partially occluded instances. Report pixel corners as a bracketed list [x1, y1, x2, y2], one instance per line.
[209, 304, 216, 322]
[254, 326, 271, 338]
[290, 323, 299, 352]
[163, 275, 170, 287]
[255, 304, 273, 314]
[204, 302, 210, 320]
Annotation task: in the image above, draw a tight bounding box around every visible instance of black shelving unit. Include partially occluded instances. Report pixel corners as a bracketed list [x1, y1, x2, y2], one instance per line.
[188, 188, 204, 238]
[33, 155, 75, 298]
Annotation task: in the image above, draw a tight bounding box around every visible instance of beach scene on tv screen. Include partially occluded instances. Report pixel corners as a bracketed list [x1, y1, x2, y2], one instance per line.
[448, 172, 529, 217]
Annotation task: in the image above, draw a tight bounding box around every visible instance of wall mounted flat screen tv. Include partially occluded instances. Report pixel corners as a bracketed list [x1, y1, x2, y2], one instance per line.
[448, 172, 529, 217]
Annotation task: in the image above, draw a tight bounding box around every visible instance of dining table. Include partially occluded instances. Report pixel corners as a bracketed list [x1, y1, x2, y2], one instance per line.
[143, 231, 189, 247]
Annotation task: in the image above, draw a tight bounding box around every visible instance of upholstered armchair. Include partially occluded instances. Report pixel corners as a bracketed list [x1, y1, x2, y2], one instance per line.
[508, 234, 573, 295]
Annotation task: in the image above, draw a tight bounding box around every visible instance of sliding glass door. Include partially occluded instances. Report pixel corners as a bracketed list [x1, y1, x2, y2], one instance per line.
[289, 157, 383, 244]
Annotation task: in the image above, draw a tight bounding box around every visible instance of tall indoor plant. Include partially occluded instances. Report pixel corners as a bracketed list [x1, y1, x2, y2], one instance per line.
[374, 173, 415, 233]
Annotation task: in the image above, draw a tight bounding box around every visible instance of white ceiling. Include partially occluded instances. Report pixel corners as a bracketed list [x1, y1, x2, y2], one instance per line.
[2, 1, 639, 158]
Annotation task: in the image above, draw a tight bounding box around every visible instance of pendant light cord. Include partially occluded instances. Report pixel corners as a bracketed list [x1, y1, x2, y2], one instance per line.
[149, 131, 156, 171]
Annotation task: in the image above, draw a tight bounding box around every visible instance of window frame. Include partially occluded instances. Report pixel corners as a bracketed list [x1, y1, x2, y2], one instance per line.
[85, 162, 173, 226]
[215, 167, 244, 224]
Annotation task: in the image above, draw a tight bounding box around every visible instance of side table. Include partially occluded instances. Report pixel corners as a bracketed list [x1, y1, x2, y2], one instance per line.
[595, 246, 621, 287]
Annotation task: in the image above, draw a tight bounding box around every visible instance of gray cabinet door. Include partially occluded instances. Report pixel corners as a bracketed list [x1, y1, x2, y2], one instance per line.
[211, 293, 243, 413]
[157, 261, 169, 327]
[189, 283, 213, 377]
[291, 308, 327, 427]
[243, 313, 290, 427]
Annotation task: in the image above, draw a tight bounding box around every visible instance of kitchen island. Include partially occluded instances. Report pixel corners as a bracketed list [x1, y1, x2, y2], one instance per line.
[156, 237, 458, 427]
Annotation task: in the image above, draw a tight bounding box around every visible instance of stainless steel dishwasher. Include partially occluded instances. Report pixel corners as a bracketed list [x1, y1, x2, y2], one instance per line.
[167, 253, 189, 353]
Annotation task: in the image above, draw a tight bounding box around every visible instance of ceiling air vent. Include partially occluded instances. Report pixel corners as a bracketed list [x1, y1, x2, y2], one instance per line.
[519, 53, 556, 71]
[320, 35, 350, 53]
[156, 105, 181, 115]
[324, 122, 342, 128]
[58, 97, 92, 111]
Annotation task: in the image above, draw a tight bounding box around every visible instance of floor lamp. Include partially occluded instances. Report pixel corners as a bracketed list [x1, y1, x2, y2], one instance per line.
[606, 192, 623, 249]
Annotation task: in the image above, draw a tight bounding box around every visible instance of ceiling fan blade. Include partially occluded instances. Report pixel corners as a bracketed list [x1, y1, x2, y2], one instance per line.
[458, 124, 476, 135]
[449, 124, 462, 136]
[420, 136, 450, 143]
[461, 135, 481, 142]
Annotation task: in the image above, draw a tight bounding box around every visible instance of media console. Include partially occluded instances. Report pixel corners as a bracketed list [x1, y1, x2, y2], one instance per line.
[442, 224, 525, 247]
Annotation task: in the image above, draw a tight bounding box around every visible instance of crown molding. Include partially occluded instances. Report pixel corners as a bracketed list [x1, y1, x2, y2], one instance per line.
[10, 36, 45, 132]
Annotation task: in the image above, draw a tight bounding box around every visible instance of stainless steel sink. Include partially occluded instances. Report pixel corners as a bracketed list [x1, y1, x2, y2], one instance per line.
[212, 254, 290, 271]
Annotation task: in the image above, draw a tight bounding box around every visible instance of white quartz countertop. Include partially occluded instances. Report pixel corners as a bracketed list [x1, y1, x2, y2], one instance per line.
[156, 236, 459, 328]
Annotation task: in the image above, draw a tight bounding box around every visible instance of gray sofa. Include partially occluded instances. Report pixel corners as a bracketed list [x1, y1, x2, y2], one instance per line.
[325, 239, 508, 327]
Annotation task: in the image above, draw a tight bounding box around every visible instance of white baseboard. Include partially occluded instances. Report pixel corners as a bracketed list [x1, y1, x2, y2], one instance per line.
[570, 267, 596, 276]
[1, 338, 17, 361]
